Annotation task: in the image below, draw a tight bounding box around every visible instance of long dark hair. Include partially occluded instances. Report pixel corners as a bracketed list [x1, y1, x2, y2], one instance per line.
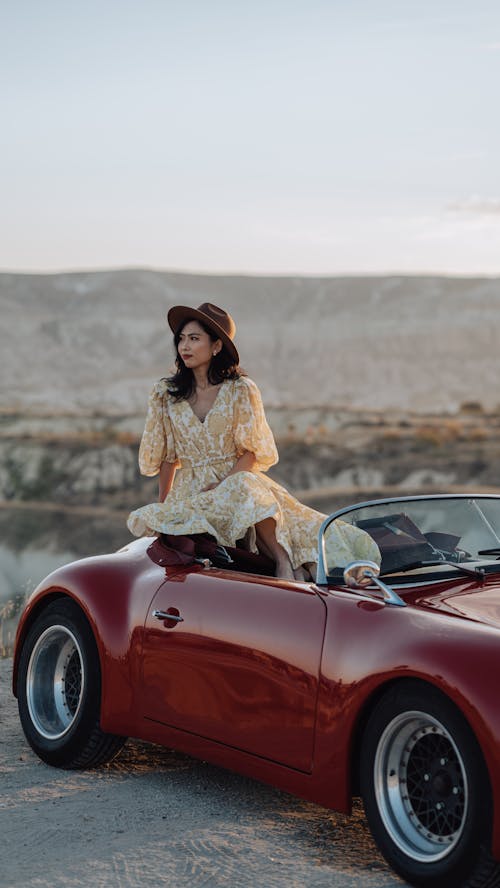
[167, 318, 243, 401]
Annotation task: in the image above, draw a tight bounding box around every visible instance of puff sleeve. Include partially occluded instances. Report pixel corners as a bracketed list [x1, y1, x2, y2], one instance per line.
[232, 377, 278, 472]
[138, 380, 176, 476]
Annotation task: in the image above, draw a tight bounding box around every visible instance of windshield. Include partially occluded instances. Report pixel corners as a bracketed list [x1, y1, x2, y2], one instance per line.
[323, 495, 500, 579]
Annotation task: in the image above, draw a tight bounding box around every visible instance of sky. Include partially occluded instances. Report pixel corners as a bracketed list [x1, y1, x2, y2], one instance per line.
[1, 0, 500, 275]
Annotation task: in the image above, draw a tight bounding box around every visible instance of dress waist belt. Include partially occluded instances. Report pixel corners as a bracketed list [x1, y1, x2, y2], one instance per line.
[181, 454, 236, 469]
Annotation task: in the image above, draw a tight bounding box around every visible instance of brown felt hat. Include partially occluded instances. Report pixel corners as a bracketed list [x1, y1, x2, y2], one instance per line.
[167, 302, 239, 363]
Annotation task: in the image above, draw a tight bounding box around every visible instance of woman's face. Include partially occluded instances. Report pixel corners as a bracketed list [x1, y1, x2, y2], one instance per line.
[177, 320, 221, 372]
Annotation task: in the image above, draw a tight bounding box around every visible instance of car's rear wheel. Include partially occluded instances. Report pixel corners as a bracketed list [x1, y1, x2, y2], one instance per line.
[360, 682, 500, 887]
[17, 599, 126, 768]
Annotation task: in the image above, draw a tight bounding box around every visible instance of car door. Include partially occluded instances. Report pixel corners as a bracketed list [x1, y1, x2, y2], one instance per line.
[140, 567, 326, 772]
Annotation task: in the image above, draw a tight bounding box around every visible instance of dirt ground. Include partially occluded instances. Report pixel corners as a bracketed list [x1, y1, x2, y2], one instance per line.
[0, 659, 407, 888]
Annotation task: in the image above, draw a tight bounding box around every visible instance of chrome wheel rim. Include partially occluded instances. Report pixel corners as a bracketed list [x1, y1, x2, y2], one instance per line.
[27, 625, 84, 739]
[374, 710, 467, 862]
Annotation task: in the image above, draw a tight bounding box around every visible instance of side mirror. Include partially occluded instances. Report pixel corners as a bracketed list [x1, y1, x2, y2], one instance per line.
[342, 560, 406, 607]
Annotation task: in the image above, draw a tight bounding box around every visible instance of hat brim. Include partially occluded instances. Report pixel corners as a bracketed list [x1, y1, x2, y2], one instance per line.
[167, 305, 239, 364]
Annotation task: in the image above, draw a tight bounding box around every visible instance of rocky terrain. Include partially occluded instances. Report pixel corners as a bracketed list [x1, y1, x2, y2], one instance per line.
[1, 404, 498, 515]
[2, 269, 500, 414]
[2, 268, 500, 511]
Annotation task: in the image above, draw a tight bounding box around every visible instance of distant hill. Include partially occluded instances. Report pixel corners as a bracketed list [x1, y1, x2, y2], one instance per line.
[1, 269, 499, 414]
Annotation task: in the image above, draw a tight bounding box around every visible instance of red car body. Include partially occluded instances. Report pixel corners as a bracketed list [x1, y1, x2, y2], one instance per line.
[12, 534, 500, 855]
[15, 494, 500, 887]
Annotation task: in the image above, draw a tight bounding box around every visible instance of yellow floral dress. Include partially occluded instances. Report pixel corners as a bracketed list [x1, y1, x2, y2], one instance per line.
[127, 376, 379, 570]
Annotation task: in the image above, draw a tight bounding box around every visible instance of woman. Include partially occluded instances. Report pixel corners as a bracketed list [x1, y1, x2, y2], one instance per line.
[127, 302, 379, 580]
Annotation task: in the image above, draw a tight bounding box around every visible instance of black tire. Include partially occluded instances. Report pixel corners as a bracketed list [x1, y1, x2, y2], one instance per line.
[360, 681, 500, 888]
[17, 598, 126, 769]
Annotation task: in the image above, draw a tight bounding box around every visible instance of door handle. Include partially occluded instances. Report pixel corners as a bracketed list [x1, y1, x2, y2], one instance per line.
[153, 609, 184, 623]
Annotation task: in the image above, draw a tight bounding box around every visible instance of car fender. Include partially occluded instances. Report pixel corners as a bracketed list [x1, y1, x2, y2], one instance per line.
[314, 589, 500, 856]
[13, 543, 178, 736]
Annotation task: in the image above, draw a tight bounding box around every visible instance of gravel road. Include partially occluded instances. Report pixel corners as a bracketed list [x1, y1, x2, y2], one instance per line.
[0, 658, 406, 888]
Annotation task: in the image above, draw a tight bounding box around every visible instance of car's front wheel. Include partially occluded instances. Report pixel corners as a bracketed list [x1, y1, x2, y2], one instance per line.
[17, 598, 126, 768]
[360, 682, 500, 887]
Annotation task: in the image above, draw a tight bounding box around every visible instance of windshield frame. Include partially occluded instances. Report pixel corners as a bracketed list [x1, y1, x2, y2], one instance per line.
[317, 493, 500, 586]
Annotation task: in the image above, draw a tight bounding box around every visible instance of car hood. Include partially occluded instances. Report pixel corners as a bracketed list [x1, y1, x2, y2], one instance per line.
[410, 574, 500, 629]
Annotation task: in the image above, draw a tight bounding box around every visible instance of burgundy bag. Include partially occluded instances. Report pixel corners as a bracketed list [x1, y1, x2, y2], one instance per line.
[148, 533, 276, 576]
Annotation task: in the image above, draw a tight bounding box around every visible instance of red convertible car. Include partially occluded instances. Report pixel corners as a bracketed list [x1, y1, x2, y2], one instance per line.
[13, 494, 500, 887]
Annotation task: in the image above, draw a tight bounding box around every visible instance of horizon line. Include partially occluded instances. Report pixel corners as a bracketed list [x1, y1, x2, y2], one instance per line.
[1, 264, 499, 280]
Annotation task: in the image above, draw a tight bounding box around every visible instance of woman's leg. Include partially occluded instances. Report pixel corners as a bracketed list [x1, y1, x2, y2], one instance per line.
[304, 561, 317, 581]
[255, 517, 295, 580]
[293, 565, 310, 581]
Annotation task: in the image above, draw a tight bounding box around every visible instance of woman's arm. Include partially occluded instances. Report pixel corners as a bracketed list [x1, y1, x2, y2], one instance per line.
[202, 451, 256, 492]
[226, 450, 256, 477]
[158, 460, 179, 502]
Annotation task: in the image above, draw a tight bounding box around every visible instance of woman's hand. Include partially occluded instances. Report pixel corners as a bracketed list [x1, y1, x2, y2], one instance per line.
[201, 451, 257, 493]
